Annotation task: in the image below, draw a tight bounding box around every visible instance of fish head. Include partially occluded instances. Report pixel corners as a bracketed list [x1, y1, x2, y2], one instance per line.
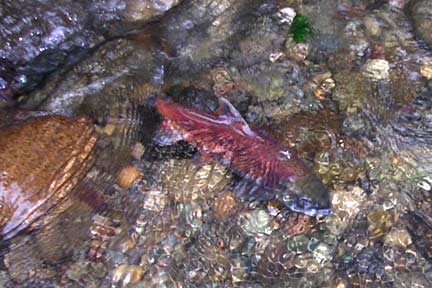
[278, 173, 332, 216]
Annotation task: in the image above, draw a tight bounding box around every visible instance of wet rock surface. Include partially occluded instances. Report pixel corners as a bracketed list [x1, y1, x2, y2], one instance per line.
[0, 115, 97, 239]
[0, 0, 432, 287]
[411, 0, 432, 48]
[0, 0, 180, 102]
[0, 1, 97, 65]
[0, 115, 101, 283]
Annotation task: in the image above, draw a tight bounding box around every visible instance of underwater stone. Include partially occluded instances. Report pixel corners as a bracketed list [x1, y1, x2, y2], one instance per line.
[240, 209, 272, 237]
[326, 186, 366, 236]
[211, 67, 236, 96]
[384, 229, 412, 250]
[215, 191, 238, 219]
[112, 264, 144, 286]
[311, 242, 334, 264]
[4, 199, 94, 283]
[363, 16, 382, 37]
[332, 186, 365, 218]
[231, 256, 248, 283]
[420, 61, 432, 80]
[0, 115, 97, 239]
[411, 0, 432, 48]
[269, 52, 284, 63]
[116, 165, 142, 189]
[308, 71, 336, 100]
[285, 38, 310, 63]
[161, 159, 231, 202]
[88, 214, 122, 262]
[257, 239, 296, 281]
[293, 252, 314, 270]
[287, 235, 310, 254]
[178, 202, 203, 230]
[64, 260, 107, 287]
[361, 59, 390, 80]
[281, 213, 315, 236]
[389, 0, 408, 9]
[131, 142, 145, 160]
[24, 38, 160, 114]
[0, 1, 97, 65]
[333, 71, 370, 113]
[105, 250, 128, 267]
[142, 189, 169, 212]
[389, 68, 417, 107]
[367, 208, 398, 241]
[125, 0, 181, 22]
[277, 7, 296, 25]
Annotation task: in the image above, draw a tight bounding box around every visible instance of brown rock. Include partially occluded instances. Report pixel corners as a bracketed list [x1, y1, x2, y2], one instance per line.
[116, 165, 142, 189]
[0, 115, 97, 239]
[215, 191, 238, 219]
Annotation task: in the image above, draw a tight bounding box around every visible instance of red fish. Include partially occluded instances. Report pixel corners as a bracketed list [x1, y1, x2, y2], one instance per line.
[155, 96, 331, 216]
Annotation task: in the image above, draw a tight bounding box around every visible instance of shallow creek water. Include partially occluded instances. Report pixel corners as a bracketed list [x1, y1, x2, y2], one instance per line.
[0, 0, 432, 287]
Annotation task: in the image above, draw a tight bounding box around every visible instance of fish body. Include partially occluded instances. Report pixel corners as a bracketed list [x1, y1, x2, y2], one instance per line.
[155, 96, 331, 216]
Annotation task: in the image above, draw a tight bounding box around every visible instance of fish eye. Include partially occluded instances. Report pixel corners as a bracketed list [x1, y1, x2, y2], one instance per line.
[299, 197, 313, 209]
[298, 198, 305, 207]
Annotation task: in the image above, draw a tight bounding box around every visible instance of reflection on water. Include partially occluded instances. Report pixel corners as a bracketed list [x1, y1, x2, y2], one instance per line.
[1, 0, 432, 287]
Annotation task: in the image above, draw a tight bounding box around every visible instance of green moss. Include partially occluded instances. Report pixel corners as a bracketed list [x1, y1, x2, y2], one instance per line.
[290, 13, 314, 43]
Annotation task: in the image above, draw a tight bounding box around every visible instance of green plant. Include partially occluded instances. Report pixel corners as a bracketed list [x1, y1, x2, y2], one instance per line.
[290, 13, 314, 43]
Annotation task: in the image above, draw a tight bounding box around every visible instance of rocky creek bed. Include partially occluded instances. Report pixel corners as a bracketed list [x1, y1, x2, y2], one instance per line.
[0, 0, 432, 287]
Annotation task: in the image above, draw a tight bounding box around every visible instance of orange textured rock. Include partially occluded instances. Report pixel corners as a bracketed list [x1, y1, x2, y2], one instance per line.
[0, 115, 97, 239]
[116, 166, 142, 188]
[215, 192, 238, 219]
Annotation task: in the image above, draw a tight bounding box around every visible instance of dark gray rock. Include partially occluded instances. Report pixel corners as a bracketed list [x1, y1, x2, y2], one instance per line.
[411, 0, 432, 48]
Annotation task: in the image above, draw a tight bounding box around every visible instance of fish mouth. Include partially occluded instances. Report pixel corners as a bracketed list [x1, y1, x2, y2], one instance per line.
[279, 194, 332, 216]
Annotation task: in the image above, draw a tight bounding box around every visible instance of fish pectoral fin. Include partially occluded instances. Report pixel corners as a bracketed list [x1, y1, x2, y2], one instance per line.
[232, 177, 277, 201]
[192, 152, 215, 166]
[153, 120, 184, 145]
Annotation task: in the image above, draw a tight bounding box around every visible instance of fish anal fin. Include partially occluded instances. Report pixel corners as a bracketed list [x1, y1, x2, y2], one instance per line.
[192, 151, 215, 166]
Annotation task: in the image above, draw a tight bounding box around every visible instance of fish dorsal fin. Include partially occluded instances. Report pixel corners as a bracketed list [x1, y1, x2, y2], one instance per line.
[216, 97, 246, 123]
[216, 97, 259, 138]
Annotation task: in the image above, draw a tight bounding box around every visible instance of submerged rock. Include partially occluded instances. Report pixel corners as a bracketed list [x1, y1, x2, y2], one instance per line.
[0, 115, 97, 239]
[0, 0, 182, 100]
[116, 165, 142, 189]
[125, 0, 182, 22]
[0, 1, 100, 98]
[63, 260, 107, 287]
[23, 38, 160, 114]
[19, 39, 158, 182]
[384, 228, 412, 250]
[1, 0, 432, 286]
[112, 264, 144, 286]
[420, 61, 432, 80]
[0, 1, 97, 66]
[411, 0, 432, 48]
[160, 158, 232, 203]
[240, 209, 272, 237]
[361, 59, 390, 80]
[257, 239, 296, 282]
[367, 208, 399, 241]
[0, 115, 103, 283]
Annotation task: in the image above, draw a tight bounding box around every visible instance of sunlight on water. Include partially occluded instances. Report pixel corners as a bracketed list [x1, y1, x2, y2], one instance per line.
[0, 0, 432, 287]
